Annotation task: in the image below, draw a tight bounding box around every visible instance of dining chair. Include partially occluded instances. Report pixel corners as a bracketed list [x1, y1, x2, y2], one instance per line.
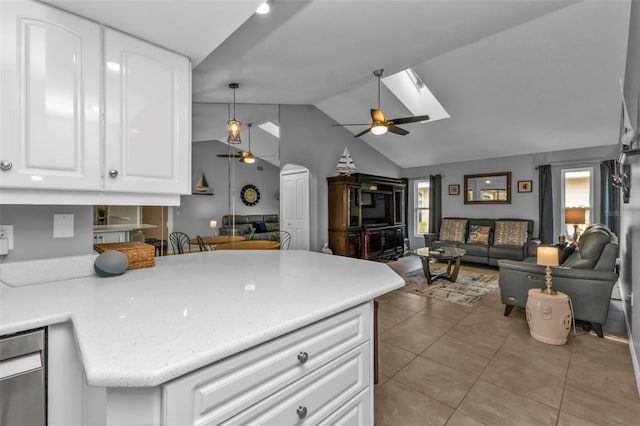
[169, 232, 191, 254]
[271, 231, 291, 250]
[195, 235, 209, 252]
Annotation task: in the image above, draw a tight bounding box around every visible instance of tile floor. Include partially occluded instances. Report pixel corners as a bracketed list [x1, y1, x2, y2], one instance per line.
[374, 255, 640, 426]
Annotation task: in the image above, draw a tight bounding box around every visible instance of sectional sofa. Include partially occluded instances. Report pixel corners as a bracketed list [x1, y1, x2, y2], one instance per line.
[423, 217, 539, 266]
[219, 214, 279, 240]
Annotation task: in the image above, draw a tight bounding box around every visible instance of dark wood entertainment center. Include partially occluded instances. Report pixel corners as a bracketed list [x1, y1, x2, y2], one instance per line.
[328, 173, 407, 261]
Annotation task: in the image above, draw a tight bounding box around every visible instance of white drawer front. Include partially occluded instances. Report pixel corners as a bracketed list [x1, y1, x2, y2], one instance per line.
[221, 342, 370, 426]
[163, 303, 371, 425]
[319, 389, 371, 426]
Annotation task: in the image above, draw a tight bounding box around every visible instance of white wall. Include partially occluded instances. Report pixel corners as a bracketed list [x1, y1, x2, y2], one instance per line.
[620, 0, 640, 387]
[279, 104, 401, 252]
[403, 145, 617, 250]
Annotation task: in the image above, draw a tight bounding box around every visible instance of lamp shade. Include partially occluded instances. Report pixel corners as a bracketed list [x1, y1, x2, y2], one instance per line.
[565, 208, 586, 225]
[537, 246, 559, 267]
[209, 220, 217, 229]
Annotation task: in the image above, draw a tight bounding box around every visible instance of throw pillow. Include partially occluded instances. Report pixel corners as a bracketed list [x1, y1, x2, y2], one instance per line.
[494, 221, 528, 246]
[439, 219, 468, 242]
[253, 222, 268, 233]
[467, 225, 491, 245]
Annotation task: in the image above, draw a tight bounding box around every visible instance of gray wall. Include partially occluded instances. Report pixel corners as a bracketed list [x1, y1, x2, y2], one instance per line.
[403, 145, 617, 250]
[0, 205, 93, 262]
[172, 140, 281, 239]
[279, 104, 401, 251]
[621, 0, 640, 375]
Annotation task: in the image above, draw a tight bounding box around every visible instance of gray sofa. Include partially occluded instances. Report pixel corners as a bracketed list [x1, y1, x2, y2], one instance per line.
[498, 224, 619, 337]
[424, 218, 539, 266]
[219, 214, 279, 240]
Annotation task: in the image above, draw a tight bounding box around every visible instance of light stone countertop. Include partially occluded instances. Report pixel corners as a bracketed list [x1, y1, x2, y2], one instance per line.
[0, 251, 404, 387]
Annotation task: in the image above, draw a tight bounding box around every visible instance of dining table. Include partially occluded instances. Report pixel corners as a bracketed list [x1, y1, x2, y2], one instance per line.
[188, 235, 245, 250]
[214, 240, 280, 250]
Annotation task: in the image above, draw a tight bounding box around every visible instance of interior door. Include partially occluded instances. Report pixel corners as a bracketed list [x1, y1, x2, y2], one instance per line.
[280, 169, 310, 250]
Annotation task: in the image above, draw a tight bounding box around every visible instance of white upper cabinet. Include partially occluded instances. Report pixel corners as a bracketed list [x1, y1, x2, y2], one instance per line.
[0, 1, 191, 204]
[0, 1, 102, 190]
[103, 29, 191, 195]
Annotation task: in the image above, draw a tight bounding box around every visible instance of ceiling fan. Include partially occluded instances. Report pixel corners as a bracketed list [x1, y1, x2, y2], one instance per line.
[334, 69, 430, 137]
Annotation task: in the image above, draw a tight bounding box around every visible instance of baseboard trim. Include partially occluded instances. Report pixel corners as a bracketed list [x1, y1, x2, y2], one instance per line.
[618, 279, 640, 397]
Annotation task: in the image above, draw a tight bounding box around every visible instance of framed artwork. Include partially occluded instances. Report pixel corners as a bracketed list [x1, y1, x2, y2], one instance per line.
[518, 180, 533, 193]
[448, 184, 460, 195]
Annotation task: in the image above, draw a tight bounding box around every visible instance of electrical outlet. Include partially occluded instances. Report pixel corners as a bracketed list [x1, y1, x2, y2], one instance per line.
[0, 225, 14, 249]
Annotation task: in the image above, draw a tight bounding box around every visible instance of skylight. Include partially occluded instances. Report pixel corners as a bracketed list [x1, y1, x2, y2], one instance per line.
[258, 121, 280, 138]
[381, 68, 449, 123]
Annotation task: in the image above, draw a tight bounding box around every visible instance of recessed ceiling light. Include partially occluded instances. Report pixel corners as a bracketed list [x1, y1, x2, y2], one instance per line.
[256, 0, 270, 15]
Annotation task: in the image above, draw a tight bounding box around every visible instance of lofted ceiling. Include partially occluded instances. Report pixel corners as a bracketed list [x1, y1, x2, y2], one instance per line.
[42, 0, 632, 169]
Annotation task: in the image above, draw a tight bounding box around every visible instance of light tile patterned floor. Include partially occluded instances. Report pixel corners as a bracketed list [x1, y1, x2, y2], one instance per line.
[374, 255, 640, 426]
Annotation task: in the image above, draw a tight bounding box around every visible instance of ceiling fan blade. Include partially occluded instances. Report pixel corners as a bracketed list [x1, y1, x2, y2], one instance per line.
[354, 128, 371, 138]
[387, 125, 409, 136]
[388, 114, 430, 125]
[371, 109, 385, 122]
[216, 154, 243, 158]
[332, 123, 370, 127]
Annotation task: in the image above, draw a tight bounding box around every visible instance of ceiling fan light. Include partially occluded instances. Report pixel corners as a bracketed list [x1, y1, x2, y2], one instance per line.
[371, 122, 388, 135]
[242, 153, 256, 164]
[227, 119, 241, 144]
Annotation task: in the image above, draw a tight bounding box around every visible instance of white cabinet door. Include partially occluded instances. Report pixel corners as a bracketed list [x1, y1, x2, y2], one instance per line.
[103, 28, 191, 195]
[0, 1, 101, 190]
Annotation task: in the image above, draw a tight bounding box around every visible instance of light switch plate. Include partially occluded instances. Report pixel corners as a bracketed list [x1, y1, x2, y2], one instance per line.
[53, 214, 74, 238]
[0, 225, 14, 249]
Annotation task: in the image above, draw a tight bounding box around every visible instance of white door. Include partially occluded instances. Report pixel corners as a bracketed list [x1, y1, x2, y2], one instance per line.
[0, 1, 101, 190]
[281, 168, 310, 250]
[103, 28, 191, 195]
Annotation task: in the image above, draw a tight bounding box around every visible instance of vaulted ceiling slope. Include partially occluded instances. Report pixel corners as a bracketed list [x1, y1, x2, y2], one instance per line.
[42, 0, 632, 168]
[193, 0, 631, 168]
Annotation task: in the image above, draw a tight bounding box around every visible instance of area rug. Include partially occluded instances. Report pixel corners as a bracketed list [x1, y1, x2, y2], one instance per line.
[400, 266, 499, 307]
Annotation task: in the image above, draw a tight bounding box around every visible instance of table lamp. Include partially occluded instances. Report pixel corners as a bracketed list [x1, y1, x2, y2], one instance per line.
[209, 220, 218, 236]
[564, 208, 586, 244]
[537, 246, 559, 295]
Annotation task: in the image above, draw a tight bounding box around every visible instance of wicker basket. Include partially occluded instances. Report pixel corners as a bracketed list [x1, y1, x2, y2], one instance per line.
[93, 242, 155, 270]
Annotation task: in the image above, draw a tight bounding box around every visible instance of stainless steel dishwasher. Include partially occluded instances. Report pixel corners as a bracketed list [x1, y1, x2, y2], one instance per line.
[0, 328, 46, 426]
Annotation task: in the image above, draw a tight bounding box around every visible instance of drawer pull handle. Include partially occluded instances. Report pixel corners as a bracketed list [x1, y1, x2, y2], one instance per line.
[0, 160, 12, 170]
[297, 351, 309, 364]
[296, 406, 307, 419]
[108, 169, 119, 178]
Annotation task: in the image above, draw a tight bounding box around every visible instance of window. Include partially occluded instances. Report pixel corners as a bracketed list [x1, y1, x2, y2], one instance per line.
[561, 167, 593, 239]
[415, 180, 430, 236]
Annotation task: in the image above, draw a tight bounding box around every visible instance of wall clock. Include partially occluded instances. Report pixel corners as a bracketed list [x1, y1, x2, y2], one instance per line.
[240, 184, 261, 206]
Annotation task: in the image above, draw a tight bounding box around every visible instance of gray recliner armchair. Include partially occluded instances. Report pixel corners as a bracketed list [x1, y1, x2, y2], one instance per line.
[498, 224, 619, 337]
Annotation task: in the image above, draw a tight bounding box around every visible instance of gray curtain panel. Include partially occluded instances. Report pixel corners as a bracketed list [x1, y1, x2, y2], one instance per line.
[600, 160, 620, 236]
[538, 165, 553, 244]
[429, 174, 442, 234]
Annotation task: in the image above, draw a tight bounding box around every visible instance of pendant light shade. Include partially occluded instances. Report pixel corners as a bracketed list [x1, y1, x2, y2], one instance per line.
[241, 123, 256, 163]
[227, 83, 241, 144]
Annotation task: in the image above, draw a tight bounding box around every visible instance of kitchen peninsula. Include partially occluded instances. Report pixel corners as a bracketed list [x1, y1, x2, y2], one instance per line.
[0, 250, 403, 425]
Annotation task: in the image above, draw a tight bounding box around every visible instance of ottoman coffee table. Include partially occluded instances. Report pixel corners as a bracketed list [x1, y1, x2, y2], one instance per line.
[413, 247, 467, 285]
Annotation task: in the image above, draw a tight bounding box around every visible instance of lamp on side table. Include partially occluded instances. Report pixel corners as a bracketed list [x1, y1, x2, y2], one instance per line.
[565, 208, 586, 244]
[526, 246, 572, 345]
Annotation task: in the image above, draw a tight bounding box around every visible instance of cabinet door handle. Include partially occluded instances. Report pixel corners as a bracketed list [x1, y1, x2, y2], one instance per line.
[108, 169, 119, 178]
[297, 351, 309, 364]
[0, 160, 12, 170]
[296, 406, 307, 419]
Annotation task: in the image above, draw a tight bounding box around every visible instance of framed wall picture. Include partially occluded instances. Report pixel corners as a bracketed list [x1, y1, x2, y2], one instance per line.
[448, 184, 460, 195]
[518, 180, 533, 193]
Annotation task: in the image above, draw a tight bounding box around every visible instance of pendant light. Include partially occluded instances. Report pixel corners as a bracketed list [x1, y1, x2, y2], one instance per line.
[227, 83, 241, 144]
[241, 123, 256, 164]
